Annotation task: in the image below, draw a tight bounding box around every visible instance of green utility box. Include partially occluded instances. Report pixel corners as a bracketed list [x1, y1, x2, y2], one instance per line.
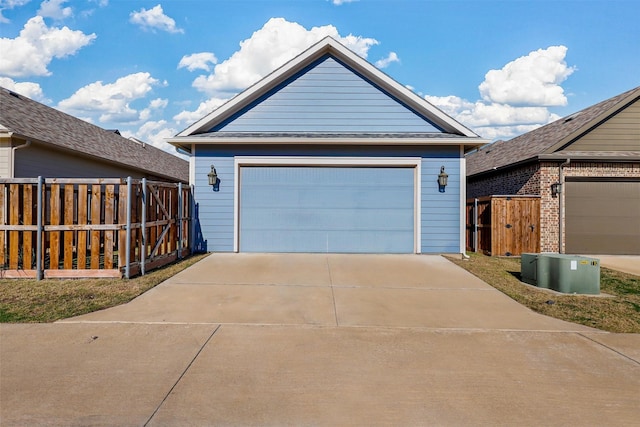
[521, 253, 600, 294]
[520, 253, 552, 289]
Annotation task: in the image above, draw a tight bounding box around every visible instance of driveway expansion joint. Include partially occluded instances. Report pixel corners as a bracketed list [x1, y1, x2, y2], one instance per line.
[577, 333, 640, 366]
[143, 324, 221, 426]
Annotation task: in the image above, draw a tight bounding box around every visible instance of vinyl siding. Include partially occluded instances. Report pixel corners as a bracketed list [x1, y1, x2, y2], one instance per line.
[421, 157, 461, 253]
[210, 56, 443, 134]
[193, 147, 235, 252]
[567, 99, 640, 151]
[14, 143, 148, 178]
[194, 145, 461, 253]
[0, 140, 11, 178]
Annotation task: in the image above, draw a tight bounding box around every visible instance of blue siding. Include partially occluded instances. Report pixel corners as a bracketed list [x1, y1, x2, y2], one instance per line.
[193, 151, 235, 252]
[421, 155, 461, 253]
[194, 145, 462, 254]
[210, 56, 443, 134]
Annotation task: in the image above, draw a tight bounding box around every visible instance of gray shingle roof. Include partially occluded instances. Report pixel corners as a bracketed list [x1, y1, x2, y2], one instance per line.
[0, 87, 188, 182]
[466, 86, 640, 177]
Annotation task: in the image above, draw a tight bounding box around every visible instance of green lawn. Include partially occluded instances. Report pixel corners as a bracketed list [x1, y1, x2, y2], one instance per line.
[0, 254, 208, 323]
[448, 253, 640, 333]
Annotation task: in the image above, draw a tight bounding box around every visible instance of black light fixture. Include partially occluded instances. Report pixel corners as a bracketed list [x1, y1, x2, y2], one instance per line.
[551, 182, 561, 196]
[208, 165, 220, 191]
[438, 166, 448, 193]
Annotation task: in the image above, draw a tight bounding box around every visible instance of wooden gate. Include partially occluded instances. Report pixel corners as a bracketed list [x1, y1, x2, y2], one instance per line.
[0, 178, 192, 279]
[466, 196, 540, 256]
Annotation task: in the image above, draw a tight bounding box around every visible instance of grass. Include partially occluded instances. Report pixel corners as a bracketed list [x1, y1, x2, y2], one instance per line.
[0, 253, 209, 323]
[447, 253, 640, 333]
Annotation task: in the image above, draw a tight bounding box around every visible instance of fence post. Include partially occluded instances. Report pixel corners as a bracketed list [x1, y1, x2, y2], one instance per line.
[190, 185, 195, 254]
[36, 176, 43, 280]
[125, 177, 132, 279]
[177, 182, 183, 260]
[473, 198, 478, 253]
[141, 178, 147, 276]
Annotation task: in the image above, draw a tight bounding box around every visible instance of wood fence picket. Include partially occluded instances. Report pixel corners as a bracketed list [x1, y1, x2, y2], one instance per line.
[0, 178, 192, 279]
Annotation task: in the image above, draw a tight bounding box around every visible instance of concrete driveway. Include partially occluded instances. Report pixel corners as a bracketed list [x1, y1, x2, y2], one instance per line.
[59, 253, 598, 330]
[595, 255, 640, 276]
[1, 254, 639, 426]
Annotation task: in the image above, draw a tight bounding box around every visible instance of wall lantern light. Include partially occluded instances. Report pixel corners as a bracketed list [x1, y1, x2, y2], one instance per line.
[208, 165, 220, 191]
[551, 182, 562, 196]
[437, 166, 448, 193]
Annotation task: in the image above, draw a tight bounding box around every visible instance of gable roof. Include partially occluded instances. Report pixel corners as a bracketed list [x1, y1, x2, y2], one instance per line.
[467, 86, 640, 177]
[0, 87, 188, 182]
[168, 37, 487, 152]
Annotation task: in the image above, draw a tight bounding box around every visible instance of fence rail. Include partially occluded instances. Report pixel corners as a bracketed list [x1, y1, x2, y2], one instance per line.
[0, 177, 192, 279]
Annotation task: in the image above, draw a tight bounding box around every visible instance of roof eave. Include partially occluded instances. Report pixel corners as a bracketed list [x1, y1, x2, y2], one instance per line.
[168, 135, 488, 147]
[467, 156, 539, 179]
[538, 153, 640, 162]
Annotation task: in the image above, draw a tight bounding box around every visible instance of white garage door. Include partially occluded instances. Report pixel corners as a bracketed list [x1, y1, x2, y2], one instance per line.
[239, 166, 416, 253]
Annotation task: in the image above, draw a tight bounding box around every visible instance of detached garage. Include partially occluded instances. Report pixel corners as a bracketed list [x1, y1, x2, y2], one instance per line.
[169, 37, 486, 254]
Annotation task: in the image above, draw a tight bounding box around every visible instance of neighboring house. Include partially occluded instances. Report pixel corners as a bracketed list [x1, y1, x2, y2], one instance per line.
[467, 86, 640, 255]
[0, 87, 188, 182]
[168, 37, 487, 254]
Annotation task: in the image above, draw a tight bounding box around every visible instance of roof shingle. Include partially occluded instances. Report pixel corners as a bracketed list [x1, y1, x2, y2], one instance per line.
[0, 87, 188, 182]
[466, 86, 640, 177]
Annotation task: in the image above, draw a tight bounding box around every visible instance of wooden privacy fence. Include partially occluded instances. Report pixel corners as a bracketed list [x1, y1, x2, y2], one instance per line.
[466, 196, 540, 256]
[0, 178, 192, 279]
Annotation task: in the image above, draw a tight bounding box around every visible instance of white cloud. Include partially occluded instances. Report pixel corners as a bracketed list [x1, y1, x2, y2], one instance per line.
[139, 97, 168, 121]
[331, 0, 357, 4]
[129, 4, 183, 34]
[191, 17, 378, 96]
[0, 16, 95, 77]
[375, 51, 399, 69]
[173, 97, 228, 125]
[58, 72, 160, 124]
[178, 52, 218, 72]
[0, 77, 49, 102]
[38, 0, 72, 20]
[424, 46, 574, 141]
[0, 0, 30, 23]
[121, 120, 184, 157]
[479, 45, 575, 106]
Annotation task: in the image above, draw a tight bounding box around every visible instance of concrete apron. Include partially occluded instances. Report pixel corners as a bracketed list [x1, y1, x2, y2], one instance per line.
[4, 254, 640, 426]
[63, 253, 592, 331]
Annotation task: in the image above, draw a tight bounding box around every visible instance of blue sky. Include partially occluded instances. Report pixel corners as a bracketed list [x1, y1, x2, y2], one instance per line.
[1, 0, 638, 155]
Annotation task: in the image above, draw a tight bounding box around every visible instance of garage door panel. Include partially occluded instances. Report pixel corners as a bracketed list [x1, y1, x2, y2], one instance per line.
[239, 166, 415, 253]
[242, 184, 413, 209]
[241, 208, 413, 231]
[242, 230, 414, 253]
[566, 181, 640, 255]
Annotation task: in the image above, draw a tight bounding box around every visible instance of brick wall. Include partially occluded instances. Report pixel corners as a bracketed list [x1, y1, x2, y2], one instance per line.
[468, 160, 640, 253]
[467, 163, 540, 198]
